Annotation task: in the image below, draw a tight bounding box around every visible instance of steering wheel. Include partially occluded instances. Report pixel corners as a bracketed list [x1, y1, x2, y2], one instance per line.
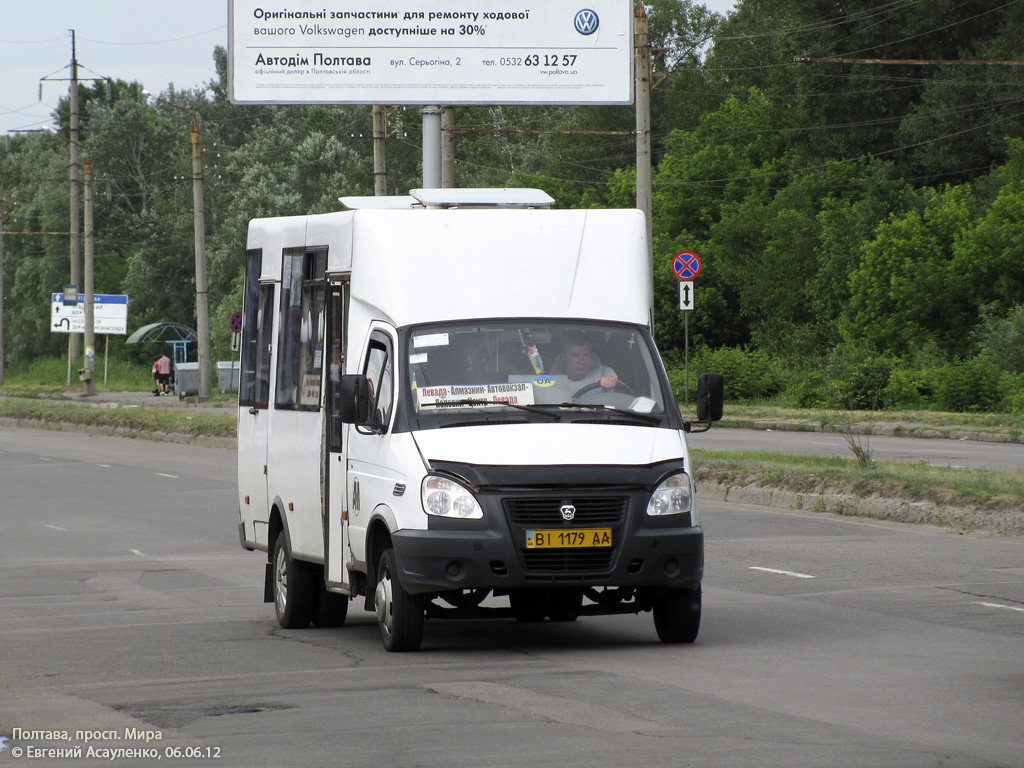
[572, 381, 635, 399]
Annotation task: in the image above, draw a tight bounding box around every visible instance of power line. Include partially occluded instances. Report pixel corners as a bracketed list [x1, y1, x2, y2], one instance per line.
[797, 57, 1024, 67]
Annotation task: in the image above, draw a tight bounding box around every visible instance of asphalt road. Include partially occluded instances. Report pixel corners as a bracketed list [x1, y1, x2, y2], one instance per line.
[1, 427, 1022, 767]
[689, 425, 1024, 473]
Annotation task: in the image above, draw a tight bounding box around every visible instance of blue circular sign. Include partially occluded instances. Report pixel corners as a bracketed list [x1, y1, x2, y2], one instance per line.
[230, 312, 243, 333]
[673, 251, 702, 281]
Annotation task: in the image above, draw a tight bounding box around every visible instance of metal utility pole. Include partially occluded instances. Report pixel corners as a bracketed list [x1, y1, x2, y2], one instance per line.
[75, 156, 96, 397]
[48, 125, 96, 394]
[372, 105, 388, 196]
[41, 31, 108, 386]
[68, 31, 82, 377]
[634, 2, 653, 274]
[82, 154, 96, 395]
[190, 115, 211, 401]
[421, 105, 443, 188]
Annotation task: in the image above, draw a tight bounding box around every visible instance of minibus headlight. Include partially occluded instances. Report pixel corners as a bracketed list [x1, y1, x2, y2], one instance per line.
[421, 476, 483, 519]
[647, 471, 693, 516]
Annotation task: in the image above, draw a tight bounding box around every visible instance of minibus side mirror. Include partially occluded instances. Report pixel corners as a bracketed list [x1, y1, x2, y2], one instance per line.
[685, 372, 724, 434]
[696, 372, 724, 423]
[339, 374, 372, 425]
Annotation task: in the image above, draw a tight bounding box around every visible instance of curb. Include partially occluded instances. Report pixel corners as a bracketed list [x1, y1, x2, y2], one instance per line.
[696, 473, 1024, 537]
[721, 418, 1023, 444]
[0, 416, 236, 450]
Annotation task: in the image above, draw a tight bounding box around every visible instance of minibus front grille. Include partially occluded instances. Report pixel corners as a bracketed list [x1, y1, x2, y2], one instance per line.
[502, 496, 627, 577]
[503, 497, 626, 525]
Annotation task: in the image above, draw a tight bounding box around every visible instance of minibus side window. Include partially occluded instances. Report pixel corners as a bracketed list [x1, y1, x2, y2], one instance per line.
[239, 250, 273, 409]
[252, 287, 274, 409]
[275, 248, 327, 411]
[363, 333, 394, 431]
[326, 284, 348, 451]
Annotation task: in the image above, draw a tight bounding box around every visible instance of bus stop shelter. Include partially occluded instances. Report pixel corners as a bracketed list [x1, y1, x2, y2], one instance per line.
[126, 322, 197, 364]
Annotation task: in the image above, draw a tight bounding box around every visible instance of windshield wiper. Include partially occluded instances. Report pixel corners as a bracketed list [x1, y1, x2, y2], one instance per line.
[420, 399, 661, 424]
[527, 402, 664, 424]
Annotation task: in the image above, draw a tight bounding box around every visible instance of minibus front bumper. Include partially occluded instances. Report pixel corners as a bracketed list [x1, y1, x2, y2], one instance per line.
[393, 521, 703, 595]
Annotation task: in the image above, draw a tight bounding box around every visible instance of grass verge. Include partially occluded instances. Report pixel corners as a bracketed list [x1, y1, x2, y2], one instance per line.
[0, 398, 236, 438]
[692, 449, 1024, 514]
[717, 403, 1024, 436]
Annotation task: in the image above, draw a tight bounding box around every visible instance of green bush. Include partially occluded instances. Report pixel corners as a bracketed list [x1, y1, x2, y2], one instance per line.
[934, 356, 1003, 412]
[684, 347, 783, 402]
[883, 367, 937, 410]
[822, 344, 897, 410]
[853, 356, 896, 409]
[998, 371, 1024, 414]
[789, 369, 828, 409]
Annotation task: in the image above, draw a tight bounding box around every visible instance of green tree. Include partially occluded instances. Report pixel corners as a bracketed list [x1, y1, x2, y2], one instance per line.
[950, 139, 1024, 314]
[844, 184, 975, 356]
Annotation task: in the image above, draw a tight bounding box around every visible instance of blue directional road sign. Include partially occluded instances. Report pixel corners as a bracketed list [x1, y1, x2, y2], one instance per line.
[51, 293, 129, 334]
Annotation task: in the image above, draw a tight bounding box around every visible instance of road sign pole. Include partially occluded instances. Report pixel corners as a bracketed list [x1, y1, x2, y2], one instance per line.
[684, 310, 689, 407]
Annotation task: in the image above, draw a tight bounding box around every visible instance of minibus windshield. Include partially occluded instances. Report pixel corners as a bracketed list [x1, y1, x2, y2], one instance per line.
[404, 320, 674, 427]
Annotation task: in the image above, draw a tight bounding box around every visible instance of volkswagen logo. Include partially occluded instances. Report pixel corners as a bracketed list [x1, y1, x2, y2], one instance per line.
[574, 9, 599, 35]
[560, 503, 577, 521]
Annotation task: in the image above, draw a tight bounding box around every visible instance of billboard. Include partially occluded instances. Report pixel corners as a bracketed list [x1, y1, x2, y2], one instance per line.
[228, 0, 633, 105]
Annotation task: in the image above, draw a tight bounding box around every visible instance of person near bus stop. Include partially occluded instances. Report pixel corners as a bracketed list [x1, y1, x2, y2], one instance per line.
[154, 352, 172, 396]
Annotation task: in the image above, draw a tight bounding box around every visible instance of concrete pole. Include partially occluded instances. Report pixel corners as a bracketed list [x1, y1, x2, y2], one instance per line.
[372, 105, 387, 196]
[82, 155, 95, 395]
[68, 31, 82, 376]
[634, 3, 653, 276]
[441, 107, 455, 188]
[192, 120, 211, 400]
[421, 105, 442, 188]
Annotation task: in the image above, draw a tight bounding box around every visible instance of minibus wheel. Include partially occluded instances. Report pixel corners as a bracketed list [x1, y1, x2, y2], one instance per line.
[272, 530, 316, 629]
[374, 548, 424, 652]
[653, 587, 701, 643]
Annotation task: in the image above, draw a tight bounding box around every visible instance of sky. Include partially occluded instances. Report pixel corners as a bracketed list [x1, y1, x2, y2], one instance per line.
[0, 0, 737, 138]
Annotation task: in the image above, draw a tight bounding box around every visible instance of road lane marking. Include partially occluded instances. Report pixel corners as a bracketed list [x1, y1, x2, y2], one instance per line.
[156, 473, 178, 479]
[975, 601, 1024, 614]
[44, 524, 68, 532]
[750, 566, 815, 579]
[131, 549, 148, 557]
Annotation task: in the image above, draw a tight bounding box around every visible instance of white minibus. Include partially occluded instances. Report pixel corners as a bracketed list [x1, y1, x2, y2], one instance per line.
[237, 188, 723, 651]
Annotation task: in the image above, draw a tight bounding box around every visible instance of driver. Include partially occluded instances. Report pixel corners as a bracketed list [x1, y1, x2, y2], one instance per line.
[557, 332, 618, 390]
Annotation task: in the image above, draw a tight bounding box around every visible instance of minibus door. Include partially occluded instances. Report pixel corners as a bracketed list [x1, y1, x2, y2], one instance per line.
[238, 277, 274, 548]
[324, 283, 351, 592]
